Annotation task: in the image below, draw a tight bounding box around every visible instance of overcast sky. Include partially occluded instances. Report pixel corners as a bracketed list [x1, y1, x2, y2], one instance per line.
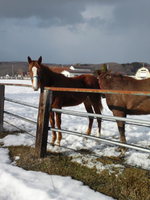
[0, 0, 150, 64]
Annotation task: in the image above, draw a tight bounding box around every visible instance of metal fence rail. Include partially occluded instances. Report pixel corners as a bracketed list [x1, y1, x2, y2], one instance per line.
[46, 86, 150, 96]
[5, 97, 38, 109]
[4, 111, 36, 125]
[52, 108, 150, 127]
[0, 83, 37, 131]
[51, 127, 150, 153]
[44, 87, 150, 156]
[4, 95, 38, 125]
[0, 83, 150, 158]
[0, 83, 31, 88]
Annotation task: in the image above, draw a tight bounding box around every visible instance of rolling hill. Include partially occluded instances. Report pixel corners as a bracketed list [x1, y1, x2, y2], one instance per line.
[0, 61, 149, 77]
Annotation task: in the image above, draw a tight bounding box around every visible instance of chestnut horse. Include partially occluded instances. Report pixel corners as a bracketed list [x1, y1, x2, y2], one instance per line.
[28, 56, 102, 146]
[98, 72, 150, 143]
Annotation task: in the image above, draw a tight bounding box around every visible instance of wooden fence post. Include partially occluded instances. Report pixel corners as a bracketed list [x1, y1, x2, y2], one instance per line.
[35, 89, 52, 158]
[0, 85, 5, 132]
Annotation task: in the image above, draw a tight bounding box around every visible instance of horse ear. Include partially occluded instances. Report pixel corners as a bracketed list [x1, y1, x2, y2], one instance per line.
[38, 56, 42, 64]
[27, 56, 32, 64]
[96, 70, 101, 76]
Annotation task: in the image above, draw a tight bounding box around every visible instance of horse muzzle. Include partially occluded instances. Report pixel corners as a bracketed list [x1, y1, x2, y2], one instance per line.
[32, 76, 39, 91]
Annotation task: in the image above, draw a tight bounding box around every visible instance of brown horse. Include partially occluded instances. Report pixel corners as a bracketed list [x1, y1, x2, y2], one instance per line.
[28, 56, 102, 145]
[98, 71, 150, 143]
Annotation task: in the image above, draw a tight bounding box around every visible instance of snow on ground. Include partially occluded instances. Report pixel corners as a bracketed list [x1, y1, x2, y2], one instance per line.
[0, 148, 114, 200]
[0, 79, 150, 199]
[0, 79, 115, 200]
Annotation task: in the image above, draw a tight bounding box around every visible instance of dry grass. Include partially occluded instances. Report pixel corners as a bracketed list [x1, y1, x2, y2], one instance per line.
[8, 145, 150, 200]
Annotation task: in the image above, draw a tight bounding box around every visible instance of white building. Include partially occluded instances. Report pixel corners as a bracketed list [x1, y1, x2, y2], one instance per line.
[61, 70, 72, 77]
[5, 74, 10, 79]
[135, 66, 150, 80]
[69, 65, 92, 77]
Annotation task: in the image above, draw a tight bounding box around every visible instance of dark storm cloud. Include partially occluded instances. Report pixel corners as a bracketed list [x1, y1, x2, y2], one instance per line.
[0, 0, 123, 27]
[1, 0, 150, 29]
[0, 0, 150, 63]
[0, 0, 86, 26]
[112, 0, 150, 31]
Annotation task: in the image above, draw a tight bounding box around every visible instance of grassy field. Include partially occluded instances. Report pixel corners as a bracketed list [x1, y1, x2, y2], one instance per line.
[1, 131, 150, 200]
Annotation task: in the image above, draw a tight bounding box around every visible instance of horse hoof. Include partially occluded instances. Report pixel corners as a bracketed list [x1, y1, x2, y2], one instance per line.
[55, 141, 60, 146]
[50, 142, 55, 147]
[96, 131, 101, 137]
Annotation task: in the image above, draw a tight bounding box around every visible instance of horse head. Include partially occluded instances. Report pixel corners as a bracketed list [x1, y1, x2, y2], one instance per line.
[28, 56, 42, 91]
[98, 71, 112, 89]
[98, 71, 124, 90]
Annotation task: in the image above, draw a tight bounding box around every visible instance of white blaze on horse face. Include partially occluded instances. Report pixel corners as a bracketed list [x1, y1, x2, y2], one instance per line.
[32, 66, 38, 91]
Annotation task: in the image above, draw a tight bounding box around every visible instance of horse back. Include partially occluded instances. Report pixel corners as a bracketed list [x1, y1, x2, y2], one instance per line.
[99, 73, 150, 115]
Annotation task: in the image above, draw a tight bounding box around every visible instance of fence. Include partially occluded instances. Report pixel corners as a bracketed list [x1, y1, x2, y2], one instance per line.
[36, 87, 150, 157]
[0, 84, 37, 131]
[0, 84, 150, 158]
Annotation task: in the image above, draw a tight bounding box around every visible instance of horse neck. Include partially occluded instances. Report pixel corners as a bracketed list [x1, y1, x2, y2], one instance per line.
[40, 64, 65, 87]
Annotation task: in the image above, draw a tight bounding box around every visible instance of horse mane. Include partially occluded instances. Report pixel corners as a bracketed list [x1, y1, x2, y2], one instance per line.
[41, 63, 68, 81]
[99, 71, 134, 81]
[39, 63, 68, 87]
[40, 63, 65, 77]
[110, 73, 138, 82]
[98, 71, 116, 79]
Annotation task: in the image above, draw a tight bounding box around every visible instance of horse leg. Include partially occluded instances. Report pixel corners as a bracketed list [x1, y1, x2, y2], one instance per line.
[49, 111, 57, 145]
[117, 122, 126, 143]
[92, 104, 102, 137]
[111, 110, 128, 155]
[84, 100, 94, 135]
[90, 95, 102, 137]
[116, 114, 127, 155]
[56, 112, 62, 146]
[113, 110, 126, 143]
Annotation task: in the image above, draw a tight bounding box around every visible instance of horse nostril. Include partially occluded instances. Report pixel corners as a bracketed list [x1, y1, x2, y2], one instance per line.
[32, 83, 39, 90]
[31, 76, 38, 91]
